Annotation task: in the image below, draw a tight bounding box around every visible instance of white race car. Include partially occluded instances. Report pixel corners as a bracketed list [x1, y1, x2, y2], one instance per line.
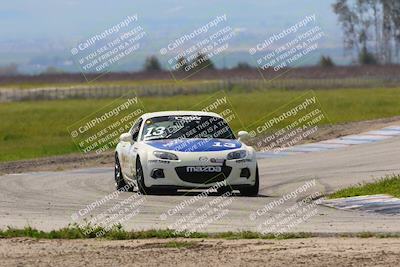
[114, 111, 259, 196]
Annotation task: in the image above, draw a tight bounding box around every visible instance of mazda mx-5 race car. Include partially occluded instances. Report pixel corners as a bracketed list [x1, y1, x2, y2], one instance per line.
[114, 111, 259, 196]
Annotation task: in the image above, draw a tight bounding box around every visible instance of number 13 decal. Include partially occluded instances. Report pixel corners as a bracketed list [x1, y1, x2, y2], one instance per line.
[212, 142, 236, 148]
[143, 127, 166, 138]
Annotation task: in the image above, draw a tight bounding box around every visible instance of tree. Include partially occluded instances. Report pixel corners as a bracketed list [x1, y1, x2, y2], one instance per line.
[333, 0, 400, 64]
[319, 56, 335, 67]
[192, 53, 214, 72]
[359, 46, 378, 65]
[43, 66, 64, 74]
[144, 56, 162, 71]
[234, 62, 252, 70]
[0, 63, 18, 76]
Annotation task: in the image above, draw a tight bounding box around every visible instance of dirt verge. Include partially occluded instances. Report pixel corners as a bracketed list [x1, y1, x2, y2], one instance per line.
[0, 237, 399, 267]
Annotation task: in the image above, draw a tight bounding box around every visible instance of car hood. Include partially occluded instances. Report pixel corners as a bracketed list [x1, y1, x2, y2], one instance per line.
[145, 138, 242, 152]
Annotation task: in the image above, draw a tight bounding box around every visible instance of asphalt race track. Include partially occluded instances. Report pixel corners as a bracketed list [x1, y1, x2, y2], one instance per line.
[1, 136, 400, 233]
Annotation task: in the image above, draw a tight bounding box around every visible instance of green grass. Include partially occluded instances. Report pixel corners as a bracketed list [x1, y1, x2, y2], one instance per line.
[329, 175, 400, 199]
[1, 225, 400, 240]
[0, 224, 310, 240]
[0, 224, 205, 240]
[1, 87, 400, 162]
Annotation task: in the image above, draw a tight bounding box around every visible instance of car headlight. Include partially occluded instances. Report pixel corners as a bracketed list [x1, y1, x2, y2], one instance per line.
[153, 151, 179, 160]
[227, 150, 247, 160]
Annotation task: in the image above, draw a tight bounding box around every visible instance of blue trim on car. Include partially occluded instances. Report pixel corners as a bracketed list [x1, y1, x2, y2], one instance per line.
[146, 138, 242, 152]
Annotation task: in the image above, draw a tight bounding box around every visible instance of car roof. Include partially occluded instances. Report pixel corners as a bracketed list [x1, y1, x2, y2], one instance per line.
[141, 111, 223, 120]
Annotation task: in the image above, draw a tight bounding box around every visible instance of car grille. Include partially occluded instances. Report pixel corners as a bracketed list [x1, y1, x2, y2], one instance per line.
[175, 166, 232, 184]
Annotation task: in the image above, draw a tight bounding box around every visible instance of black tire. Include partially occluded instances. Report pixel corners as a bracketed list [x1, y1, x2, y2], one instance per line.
[240, 166, 259, 197]
[217, 185, 233, 195]
[136, 158, 154, 195]
[114, 154, 133, 192]
[156, 188, 178, 195]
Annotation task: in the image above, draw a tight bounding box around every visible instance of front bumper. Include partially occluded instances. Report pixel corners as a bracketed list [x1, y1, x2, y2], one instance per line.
[143, 152, 257, 189]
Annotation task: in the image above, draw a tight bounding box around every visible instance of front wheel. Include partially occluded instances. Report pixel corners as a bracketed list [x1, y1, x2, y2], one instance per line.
[136, 158, 154, 195]
[240, 166, 259, 197]
[115, 154, 132, 192]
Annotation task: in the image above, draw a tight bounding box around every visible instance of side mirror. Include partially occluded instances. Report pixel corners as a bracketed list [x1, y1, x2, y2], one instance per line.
[119, 133, 133, 143]
[237, 131, 250, 141]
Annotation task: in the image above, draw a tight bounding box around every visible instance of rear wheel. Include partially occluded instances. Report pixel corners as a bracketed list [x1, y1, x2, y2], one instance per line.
[240, 166, 259, 197]
[114, 154, 132, 191]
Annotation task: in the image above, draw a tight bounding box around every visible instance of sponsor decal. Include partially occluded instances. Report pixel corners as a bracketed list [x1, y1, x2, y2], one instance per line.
[174, 116, 201, 121]
[148, 160, 170, 164]
[186, 166, 222, 172]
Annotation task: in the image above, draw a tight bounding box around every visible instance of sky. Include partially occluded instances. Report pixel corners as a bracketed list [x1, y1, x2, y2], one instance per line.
[0, 0, 343, 73]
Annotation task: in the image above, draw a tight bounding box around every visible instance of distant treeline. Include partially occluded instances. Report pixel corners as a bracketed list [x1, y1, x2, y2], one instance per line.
[2, 65, 400, 85]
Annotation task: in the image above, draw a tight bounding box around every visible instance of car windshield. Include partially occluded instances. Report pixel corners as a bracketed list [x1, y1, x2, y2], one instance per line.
[141, 115, 235, 141]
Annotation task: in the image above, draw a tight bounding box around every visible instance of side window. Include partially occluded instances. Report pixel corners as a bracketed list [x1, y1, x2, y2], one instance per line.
[130, 118, 143, 142]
